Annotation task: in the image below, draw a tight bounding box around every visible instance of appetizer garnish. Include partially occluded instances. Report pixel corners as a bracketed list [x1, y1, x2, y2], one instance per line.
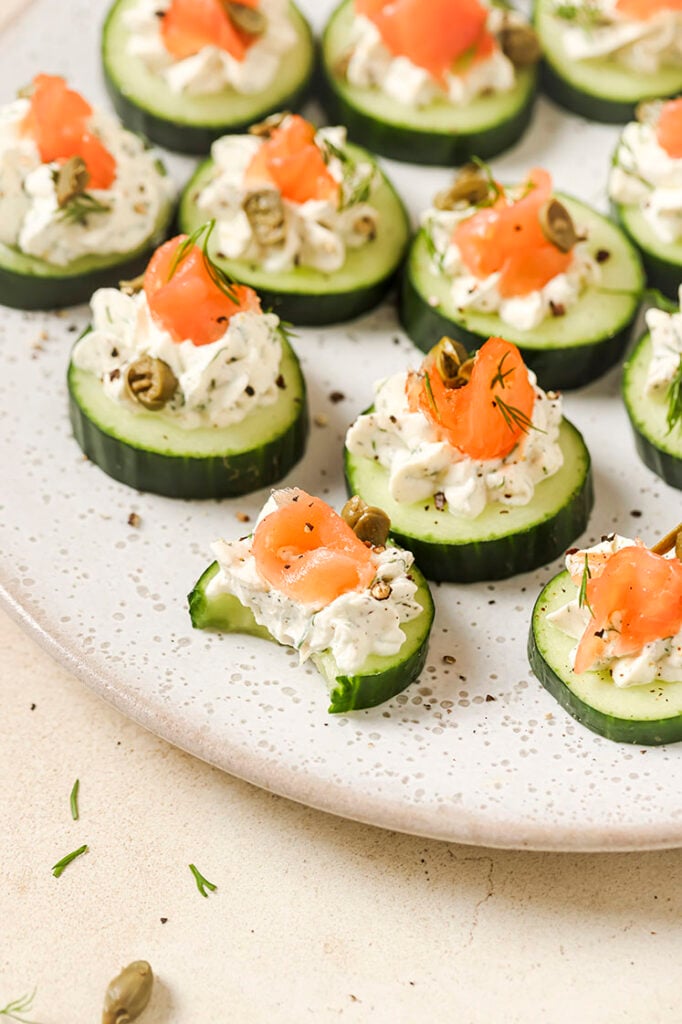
[529, 524, 682, 744]
[320, 0, 539, 164]
[102, 0, 314, 153]
[179, 113, 408, 324]
[401, 163, 644, 390]
[536, 0, 682, 122]
[610, 98, 682, 298]
[188, 488, 435, 713]
[345, 336, 593, 582]
[623, 287, 682, 489]
[68, 224, 308, 498]
[0, 74, 173, 310]
[103, 961, 154, 1024]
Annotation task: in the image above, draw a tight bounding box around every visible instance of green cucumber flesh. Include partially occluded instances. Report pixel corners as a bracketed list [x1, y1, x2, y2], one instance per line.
[535, 0, 682, 122]
[320, 0, 537, 165]
[189, 558, 435, 713]
[614, 198, 682, 302]
[0, 192, 173, 311]
[178, 144, 409, 324]
[623, 331, 682, 490]
[345, 418, 593, 583]
[400, 194, 645, 391]
[68, 333, 308, 499]
[102, 0, 314, 153]
[530, 570, 682, 744]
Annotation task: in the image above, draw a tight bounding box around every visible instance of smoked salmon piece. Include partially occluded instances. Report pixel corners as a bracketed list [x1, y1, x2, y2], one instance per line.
[616, 0, 682, 18]
[252, 488, 376, 607]
[574, 547, 682, 674]
[454, 168, 573, 298]
[22, 74, 116, 190]
[160, 0, 261, 60]
[144, 234, 260, 346]
[656, 98, 682, 160]
[407, 336, 536, 461]
[245, 115, 339, 205]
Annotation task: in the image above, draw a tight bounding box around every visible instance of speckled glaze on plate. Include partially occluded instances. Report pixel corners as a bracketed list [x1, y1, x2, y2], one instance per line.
[1, 0, 681, 852]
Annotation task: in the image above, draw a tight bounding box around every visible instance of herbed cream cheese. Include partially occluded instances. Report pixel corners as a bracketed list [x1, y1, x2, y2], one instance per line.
[124, 0, 298, 96]
[644, 286, 682, 394]
[207, 499, 422, 674]
[71, 287, 282, 430]
[196, 124, 379, 274]
[558, 0, 682, 74]
[422, 202, 599, 332]
[345, 7, 517, 108]
[0, 98, 172, 267]
[345, 368, 564, 519]
[547, 535, 682, 688]
[609, 117, 682, 245]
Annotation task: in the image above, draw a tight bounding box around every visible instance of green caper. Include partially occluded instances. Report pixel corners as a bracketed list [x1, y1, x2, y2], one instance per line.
[341, 496, 391, 547]
[434, 165, 490, 210]
[651, 523, 682, 560]
[243, 190, 286, 247]
[55, 155, 90, 208]
[118, 272, 145, 296]
[498, 23, 541, 68]
[124, 356, 178, 411]
[433, 336, 469, 386]
[225, 1, 267, 35]
[102, 960, 153, 1024]
[538, 198, 577, 254]
[248, 111, 289, 138]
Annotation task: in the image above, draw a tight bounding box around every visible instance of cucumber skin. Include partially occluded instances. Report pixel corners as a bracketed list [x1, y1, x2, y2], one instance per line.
[68, 368, 309, 500]
[344, 427, 594, 584]
[629, 422, 682, 491]
[188, 560, 435, 714]
[399, 267, 635, 392]
[539, 61, 642, 125]
[612, 202, 682, 302]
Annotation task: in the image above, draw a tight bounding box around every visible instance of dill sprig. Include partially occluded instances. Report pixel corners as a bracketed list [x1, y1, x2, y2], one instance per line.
[490, 352, 515, 391]
[322, 136, 374, 210]
[578, 554, 595, 617]
[58, 192, 111, 226]
[168, 220, 239, 303]
[70, 778, 80, 822]
[423, 372, 440, 420]
[276, 320, 297, 348]
[52, 844, 88, 878]
[189, 863, 217, 898]
[554, 1, 608, 28]
[494, 396, 541, 436]
[666, 356, 682, 434]
[469, 156, 503, 207]
[0, 989, 43, 1024]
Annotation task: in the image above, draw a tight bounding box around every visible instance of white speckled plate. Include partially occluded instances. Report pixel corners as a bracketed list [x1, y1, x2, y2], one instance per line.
[2, 0, 681, 852]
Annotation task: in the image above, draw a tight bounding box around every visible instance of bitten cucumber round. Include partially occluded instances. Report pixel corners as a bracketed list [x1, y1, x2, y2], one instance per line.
[68, 332, 308, 499]
[534, 0, 682, 123]
[623, 331, 682, 490]
[188, 558, 435, 714]
[400, 195, 645, 391]
[529, 571, 682, 745]
[0, 192, 174, 311]
[102, 0, 315, 154]
[613, 197, 682, 302]
[178, 142, 410, 325]
[345, 418, 593, 583]
[319, 0, 537, 165]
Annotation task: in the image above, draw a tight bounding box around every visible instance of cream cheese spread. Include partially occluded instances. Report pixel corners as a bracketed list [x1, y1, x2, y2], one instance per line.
[0, 98, 172, 267]
[547, 535, 682, 687]
[609, 117, 682, 245]
[345, 367, 563, 519]
[71, 287, 282, 430]
[207, 498, 422, 674]
[644, 285, 682, 394]
[124, 0, 298, 96]
[559, 0, 682, 74]
[196, 124, 379, 274]
[345, 7, 517, 108]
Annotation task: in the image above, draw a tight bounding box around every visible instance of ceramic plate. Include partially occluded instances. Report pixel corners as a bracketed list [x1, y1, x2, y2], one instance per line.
[1, 0, 680, 852]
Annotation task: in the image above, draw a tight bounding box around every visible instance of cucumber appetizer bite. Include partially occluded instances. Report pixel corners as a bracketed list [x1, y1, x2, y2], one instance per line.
[529, 525, 682, 745]
[610, 98, 682, 299]
[400, 163, 645, 391]
[319, 0, 539, 165]
[623, 287, 682, 490]
[345, 336, 593, 583]
[189, 487, 435, 713]
[102, 0, 314, 153]
[178, 113, 409, 324]
[68, 223, 308, 499]
[0, 74, 174, 311]
[536, 0, 682, 123]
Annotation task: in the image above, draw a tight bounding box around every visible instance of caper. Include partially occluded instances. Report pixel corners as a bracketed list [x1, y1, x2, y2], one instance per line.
[102, 960, 153, 1024]
[341, 496, 391, 547]
[498, 23, 541, 68]
[124, 356, 178, 411]
[118, 272, 145, 296]
[434, 165, 490, 210]
[651, 523, 682, 559]
[538, 198, 577, 254]
[248, 111, 289, 138]
[225, 1, 267, 35]
[352, 213, 377, 240]
[55, 155, 90, 208]
[370, 580, 392, 601]
[433, 336, 469, 386]
[243, 190, 286, 247]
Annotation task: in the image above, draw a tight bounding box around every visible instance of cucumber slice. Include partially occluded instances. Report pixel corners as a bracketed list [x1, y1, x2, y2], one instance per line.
[102, 0, 315, 154]
[623, 331, 682, 490]
[68, 332, 308, 498]
[535, 0, 682, 123]
[319, 0, 537, 165]
[400, 195, 645, 391]
[613, 198, 682, 302]
[189, 558, 435, 713]
[179, 143, 409, 325]
[529, 570, 682, 745]
[345, 418, 593, 583]
[0, 191, 174, 311]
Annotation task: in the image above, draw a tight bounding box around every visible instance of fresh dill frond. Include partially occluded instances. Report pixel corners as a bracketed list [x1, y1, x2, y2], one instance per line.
[578, 553, 594, 617]
[189, 863, 217, 898]
[168, 219, 239, 302]
[494, 396, 541, 436]
[52, 844, 88, 878]
[666, 355, 682, 434]
[0, 988, 43, 1024]
[423, 372, 440, 420]
[58, 192, 111, 226]
[490, 352, 515, 391]
[69, 778, 80, 821]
